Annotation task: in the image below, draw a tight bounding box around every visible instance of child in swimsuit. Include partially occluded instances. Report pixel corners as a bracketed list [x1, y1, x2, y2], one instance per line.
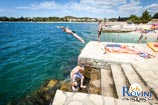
[70, 66, 86, 91]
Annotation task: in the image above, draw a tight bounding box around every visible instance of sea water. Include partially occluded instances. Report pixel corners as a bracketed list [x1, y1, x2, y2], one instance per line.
[0, 22, 155, 105]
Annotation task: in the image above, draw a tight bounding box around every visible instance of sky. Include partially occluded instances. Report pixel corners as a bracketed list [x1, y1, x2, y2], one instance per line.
[0, 0, 158, 18]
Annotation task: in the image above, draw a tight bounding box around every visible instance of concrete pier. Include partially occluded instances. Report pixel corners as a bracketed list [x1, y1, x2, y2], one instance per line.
[52, 90, 150, 105]
[78, 41, 158, 68]
[52, 41, 158, 105]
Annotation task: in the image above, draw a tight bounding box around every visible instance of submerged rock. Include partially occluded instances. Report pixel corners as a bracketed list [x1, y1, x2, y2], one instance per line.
[60, 81, 72, 92]
[8, 80, 59, 105]
[8, 66, 102, 105]
[47, 80, 58, 88]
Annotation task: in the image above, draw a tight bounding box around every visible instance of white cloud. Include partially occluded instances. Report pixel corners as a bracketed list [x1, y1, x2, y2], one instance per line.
[16, 0, 158, 17]
[80, 0, 126, 6]
[146, 3, 158, 14]
[65, 0, 126, 16]
[118, 0, 144, 16]
[17, 1, 59, 10]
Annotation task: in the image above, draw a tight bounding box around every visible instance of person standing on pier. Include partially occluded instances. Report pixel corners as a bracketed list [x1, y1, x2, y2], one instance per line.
[70, 66, 86, 91]
[98, 20, 103, 41]
[138, 29, 150, 43]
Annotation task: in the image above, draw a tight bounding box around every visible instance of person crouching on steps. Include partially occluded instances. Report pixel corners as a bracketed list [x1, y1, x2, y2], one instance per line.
[70, 65, 86, 91]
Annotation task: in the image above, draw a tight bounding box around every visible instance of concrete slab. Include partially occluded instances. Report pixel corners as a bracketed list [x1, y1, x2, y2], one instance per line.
[104, 97, 115, 105]
[133, 64, 158, 99]
[121, 64, 157, 103]
[89, 69, 101, 94]
[76, 41, 158, 104]
[78, 41, 158, 69]
[101, 69, 115, 97]
[116, 99, 130, 105]
[111, 64, 127, 98]
[52, 90, 151, 105]
[121, 64, 147, 89]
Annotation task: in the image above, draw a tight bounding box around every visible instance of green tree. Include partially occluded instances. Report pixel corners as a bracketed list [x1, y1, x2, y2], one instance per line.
[128, 15, 140, 24]
[141, 10, 151, 23]
[118, 16, 121, 21]
[0, 16, 9, 21]
[153, 12, 158, 19]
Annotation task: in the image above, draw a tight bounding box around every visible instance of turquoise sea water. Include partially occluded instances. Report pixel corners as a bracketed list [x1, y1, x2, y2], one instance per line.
[0, 22, 155, 105]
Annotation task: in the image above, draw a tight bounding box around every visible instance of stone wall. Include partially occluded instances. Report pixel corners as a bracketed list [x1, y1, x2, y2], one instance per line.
[78, 57, 111, 70]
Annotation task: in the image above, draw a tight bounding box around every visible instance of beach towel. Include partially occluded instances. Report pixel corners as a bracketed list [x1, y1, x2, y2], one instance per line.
[147, 42, 158, 52]
[105, 44, 154, 58]
[151, 24, 158, 30]
[105, 44, 139, 54]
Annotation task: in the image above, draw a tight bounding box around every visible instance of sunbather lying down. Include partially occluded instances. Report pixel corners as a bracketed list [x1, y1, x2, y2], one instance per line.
[57, 26, 85, 44]
[70, 66, 86, 92]
[104, 44, 154, 58]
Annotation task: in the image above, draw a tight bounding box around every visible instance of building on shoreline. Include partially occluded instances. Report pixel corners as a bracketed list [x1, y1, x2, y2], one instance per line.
[150, 19, 158, 24]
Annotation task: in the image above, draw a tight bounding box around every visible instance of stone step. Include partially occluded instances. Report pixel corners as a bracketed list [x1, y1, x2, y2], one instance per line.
[52, 90, 151, 105]
[121, 64, 149, 91]
[111, 64, 127, 98]
[101, 69, 115, 97]
[133, 64, 158, 100]
[88, 69, 101, 94]
[121, 64, 158, 104]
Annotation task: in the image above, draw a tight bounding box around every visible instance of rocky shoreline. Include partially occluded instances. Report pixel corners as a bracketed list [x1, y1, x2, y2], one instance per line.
[8, 66, 101, 105]
[8, 80, 60, 105]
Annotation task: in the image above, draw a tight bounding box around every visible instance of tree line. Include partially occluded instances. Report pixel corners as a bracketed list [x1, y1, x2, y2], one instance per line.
[108, 10, 158, 24]
[124, 10, 158, 24]
[0, 16, 67, 22]
[110, 10, 158, 24]
[0, 10, 158, 23]
[0, 16, 97, 22]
